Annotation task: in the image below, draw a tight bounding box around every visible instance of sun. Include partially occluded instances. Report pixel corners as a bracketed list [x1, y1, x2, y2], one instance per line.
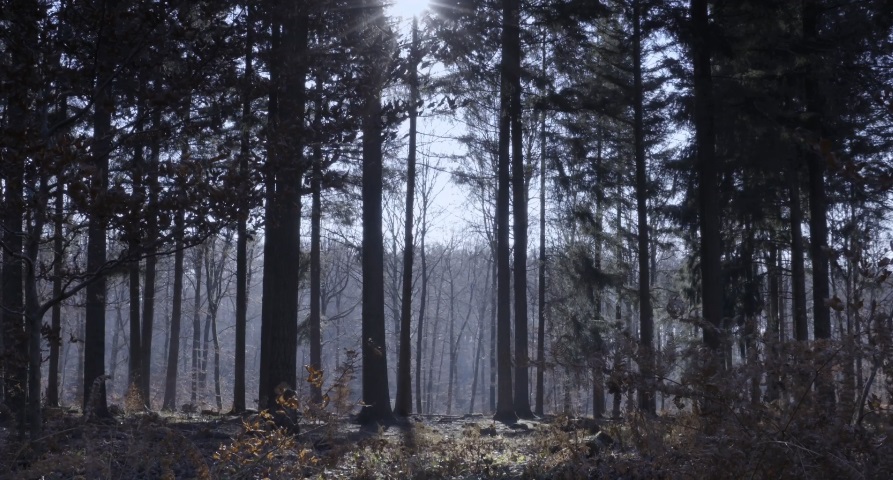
[387, 0, 430, 19]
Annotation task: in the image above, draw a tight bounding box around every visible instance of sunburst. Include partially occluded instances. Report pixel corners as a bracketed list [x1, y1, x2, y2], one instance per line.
[387, 0, 430, 19]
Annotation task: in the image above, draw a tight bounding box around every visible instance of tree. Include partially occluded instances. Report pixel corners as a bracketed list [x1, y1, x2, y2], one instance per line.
[395, 16, 421, 417]
[631, 0, 654, 415]
[493, 0, 518, 424]
[355, 0, 395, 426]
[258, 0, 308, 409]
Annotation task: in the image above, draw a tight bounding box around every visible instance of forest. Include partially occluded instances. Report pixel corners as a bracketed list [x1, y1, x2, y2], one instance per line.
[1, 0, 893, 478]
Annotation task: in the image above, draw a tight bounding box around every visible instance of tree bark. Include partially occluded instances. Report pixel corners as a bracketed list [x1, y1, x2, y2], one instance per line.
[258, 0, 306, 410]
[83, 0, 117, 417]
[395, 16, 420, 418]
[162, 208, 185, 411]
[632, 0, 654, 415]
[494, 0, 517, 424]
[231, 2, 254, 414]
[356, 0, 394, 425]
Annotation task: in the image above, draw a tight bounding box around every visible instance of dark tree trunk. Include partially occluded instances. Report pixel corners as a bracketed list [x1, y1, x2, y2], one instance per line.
[494, 0, 517, 424]
[162, 208, 185, 411]
[395, 16, 420, 418]
[801, 0, 835, 413]
[2, 38, 27, 432]
[786, 166, 809, 342]
[507, 0, 531, 420]
[414, 210, 428, 414]
[489, 252, 497, 413]
[232, 2, 254, 414]
[139, 111, 161, 406]
[690, 0, 722, 352]
[83, 0, 116, 416]
[632, 0, 654, 415]
[356, 0, 393, 425]
[258, 0, 306, 410]
[309, 82, 324, 406]
[48, 125, 66, 408]
[190, 247, 203, 405]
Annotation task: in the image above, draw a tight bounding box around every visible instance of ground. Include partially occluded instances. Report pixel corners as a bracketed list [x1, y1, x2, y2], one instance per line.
[1, 409, 649, 479]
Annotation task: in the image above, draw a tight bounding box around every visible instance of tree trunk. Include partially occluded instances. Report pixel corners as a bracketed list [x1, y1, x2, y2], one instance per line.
[632, 0, 654, 415]
[356, 0, 394, 425]
[691, 0, 723, 355]
[309, 83, 324, 406]
[258, 0, 306, 410]
[47, 128, 66, 408]
[138, 110, 161, 406]
[395, 16, 420, 418]
[190, 246, 203, 405]
[162, 208, 185, 411]
[232, 2, 254, 414]
[83, 0, 116, 416]
[494, 0, 517, 424]
[414, 209, 428, 414]
[786, 165, 809, 342]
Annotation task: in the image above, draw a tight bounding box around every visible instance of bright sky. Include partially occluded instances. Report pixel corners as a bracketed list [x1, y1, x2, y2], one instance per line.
[387, 0, 430, 20]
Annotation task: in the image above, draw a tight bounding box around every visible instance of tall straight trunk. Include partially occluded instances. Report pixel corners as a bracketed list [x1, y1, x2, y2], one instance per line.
[110, 297, 124, 396]
[162, 209, 185, 411]
[801, 0, 835, 413]
[494, 0, 517, 424]
[446, 262, 456, 415]
[765, 244, 781, 403]
[469, 265, 490, 413]
[309, 81, 324, 406]
[232, 2, 253, 414]
[356, 0, 393, 425]
[190, 247, 203, 405]
[258, 0, 306, 409]
[593, 125, 606, 418]
[414, 216, 428, 414]
[507, 0, 531, 420]
[632, 0, 654, 415]
[212, 308, 222, 411]
[690, 0, 722, 352]
[395, 16, 420, 418]
[84, 0, 116, 416]
[534, 28, 549, 419]
[426, 280, 443, 413]
[786, 166, 809, 342]
[48, 120, 67, 408]
[139, 110, 161, 405]
[490, 252, 497, 413]
[127, 210, 142, 395]
[2, 0, 33, 432]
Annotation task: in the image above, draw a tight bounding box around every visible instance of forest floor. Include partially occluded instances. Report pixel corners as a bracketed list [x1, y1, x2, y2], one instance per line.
[3, 405, 891, 478]
[2, 408, 663, 479]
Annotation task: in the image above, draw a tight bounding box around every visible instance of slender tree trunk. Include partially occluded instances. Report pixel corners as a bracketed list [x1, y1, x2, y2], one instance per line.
[494, 0, 517, 424]
[48, 132, 66, 408]
[469, 265, 490, 413]
[162, 208, 185, 411]
[414, 215, 428, 414]
[395, 16, 420, 418]
[632, 0, 654, 415]
[139, 110, 161, 406]
[801, 0, 835, 414]
[489, 252, 497, 413]
[190, 247, 203, 405]
[308, 76, 325, 406]
[232, 2, 253, 414]
[786, 166, 809, 342]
